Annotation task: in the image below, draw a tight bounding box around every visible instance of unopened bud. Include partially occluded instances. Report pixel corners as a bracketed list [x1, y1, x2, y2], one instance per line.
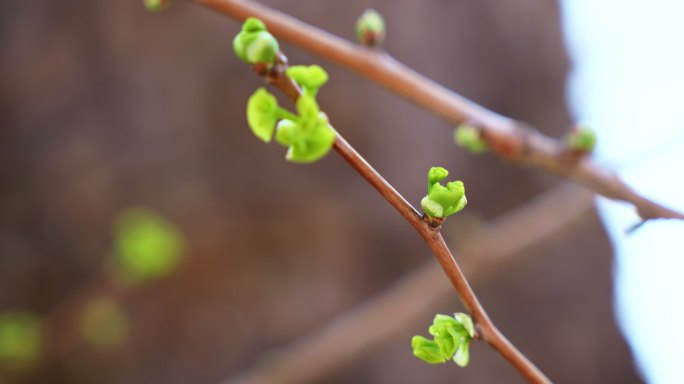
[355, 9, 386, 48]
[233, 18, 280, 66]
[454, 124, 488, 154]
[566, 125, 597, 153]
[144, 0, 170, 12]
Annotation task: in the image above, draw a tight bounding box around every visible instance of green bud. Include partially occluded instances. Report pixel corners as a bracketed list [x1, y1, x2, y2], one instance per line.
[242, 17, 267, 33]
[355, 9, 386, 47]
[144, 0, 170, 12]
[454, 124, 488, 154]
[420, 196, 444, 218]
[246, 87, 280, 142]
[566, 125, 597, 153]
[411, 336, 447, 364]
[411, 313, 474, 367]
[287, 65, 329, 95]
[0, 311, 42, 370]
[233, 17, 280, 66]
[422, 167, 467, 219]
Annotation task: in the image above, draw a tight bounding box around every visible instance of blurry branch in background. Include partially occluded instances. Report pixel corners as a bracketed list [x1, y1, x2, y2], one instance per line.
[192, 0, 684, 222]
[228, 22, 550, 383]
[0, 208, 185, 377]
[227, 182, 593, 384]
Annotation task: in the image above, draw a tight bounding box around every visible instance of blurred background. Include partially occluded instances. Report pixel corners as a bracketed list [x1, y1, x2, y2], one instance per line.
[0, 0, 642, 383]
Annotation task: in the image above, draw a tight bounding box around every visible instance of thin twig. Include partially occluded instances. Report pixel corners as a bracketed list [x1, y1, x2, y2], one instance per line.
[243, 46, 550, 382]
[226, 182, 592, 384]
[193, 0, 684, 222]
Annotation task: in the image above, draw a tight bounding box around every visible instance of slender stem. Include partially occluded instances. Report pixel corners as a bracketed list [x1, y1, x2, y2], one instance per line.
[193, 0, 684, 221]
[242, 47, 551, 382]
[424, 231, 549, 383]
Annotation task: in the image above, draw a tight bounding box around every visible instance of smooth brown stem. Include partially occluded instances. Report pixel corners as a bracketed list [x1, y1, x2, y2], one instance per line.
[243, 47, 551, 383]
[193, 0, 684, 222]
[339, 114, 549, 383]
[422, 231, 549, 383]
[228, 183, 591, 384]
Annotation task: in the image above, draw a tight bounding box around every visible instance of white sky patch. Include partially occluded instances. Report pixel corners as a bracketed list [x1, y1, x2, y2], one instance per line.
[560, 1, 684, 383]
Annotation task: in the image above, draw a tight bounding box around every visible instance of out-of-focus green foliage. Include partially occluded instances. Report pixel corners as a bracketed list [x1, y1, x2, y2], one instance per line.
[454, 124, 488, 154]
[80, 296, 128, 350]
[143, 0, 170, 12]
[566, 125, 597, 153]
[0, 311, 42, 370]
[112, 207, 185, 284]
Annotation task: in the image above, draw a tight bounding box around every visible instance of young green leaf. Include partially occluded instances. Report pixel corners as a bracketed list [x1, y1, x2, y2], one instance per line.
[421, 167, 467, 219]
[287, 65, 329, 94]
[411, 313, 475, 368]
[411, 336, 447, 364]
[246, 87, 280, 142]
[242, 64, 335, 164]
[427, 166, 449, 190]
[454, 312, 475, 338]
[285, 121, 335, 163]
[453, 341, 471, 367]
[429, 315, 461, 358]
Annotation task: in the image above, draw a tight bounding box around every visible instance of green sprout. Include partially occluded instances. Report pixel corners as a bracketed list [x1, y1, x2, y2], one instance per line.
[235, 19, 336, 163]
[412, 313, 475, 367]
[143, 0, 170, 12]
[454, 123, 488, 154]
[566, 125, 597, 153]
[112, 207, 185, 284]
[355, 9, 386, 47]
[238, 25, 337, 165]
[0, 311, 42, 371]
[420, 167, 467, 219]
[80, 296, 129, 350]
[286, 65, 329, 97]
[233, 17, 280, 66]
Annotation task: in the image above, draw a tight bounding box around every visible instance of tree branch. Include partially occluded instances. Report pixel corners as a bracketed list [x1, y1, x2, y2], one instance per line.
[240, 41, 551, 382]
[193, 0, 684, 222]
[227, 182, 592, 384]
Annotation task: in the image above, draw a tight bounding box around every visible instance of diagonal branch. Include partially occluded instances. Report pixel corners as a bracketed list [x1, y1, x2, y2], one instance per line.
[193, 0, 684, 222]
[226, 182, 592, 384]
[238, 46, 550, 382]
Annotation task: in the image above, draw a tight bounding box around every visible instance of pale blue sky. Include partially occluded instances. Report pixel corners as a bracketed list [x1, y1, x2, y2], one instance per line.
[561, 1, 684, 383]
